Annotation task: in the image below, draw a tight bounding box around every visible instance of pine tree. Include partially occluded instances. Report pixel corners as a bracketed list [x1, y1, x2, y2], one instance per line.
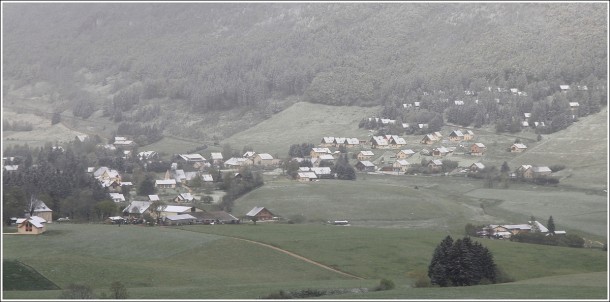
[428, 235, 453, 287]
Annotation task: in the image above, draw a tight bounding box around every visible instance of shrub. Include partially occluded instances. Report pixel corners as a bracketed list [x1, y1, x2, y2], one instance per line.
[59, 283, 94, 299]
[374, 278, 395, 291]
[549, 164, 566, 172]
[409, 271, 432, 288]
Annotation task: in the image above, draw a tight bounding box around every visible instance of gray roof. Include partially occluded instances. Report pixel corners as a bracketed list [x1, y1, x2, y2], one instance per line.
[123, 201, 152, 214]
[246, 206, 270, 217]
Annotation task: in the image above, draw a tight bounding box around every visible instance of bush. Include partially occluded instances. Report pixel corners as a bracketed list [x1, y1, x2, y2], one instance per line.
[59, 283, 95, 299]
[549, 164, 566, 172]
[374, 278, 395, 291]
[409, 271, 432, 288]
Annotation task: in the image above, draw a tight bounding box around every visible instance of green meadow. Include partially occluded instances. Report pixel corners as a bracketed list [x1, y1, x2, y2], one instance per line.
[3, 223, 607, 299]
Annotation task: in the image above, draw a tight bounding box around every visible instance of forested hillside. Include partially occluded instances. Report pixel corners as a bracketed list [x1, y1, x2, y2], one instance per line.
[3, 2, 607, 141]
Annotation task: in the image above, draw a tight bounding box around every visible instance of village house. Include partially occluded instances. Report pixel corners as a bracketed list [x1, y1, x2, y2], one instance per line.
[246, 206, 275, 221]
[488, 224, 532, 238]
[357, 150, 375, 161]
[370, 136, 390, 149]
[463, 130, 474, 141]
[355, 160, 376, 172]
[174, 193, 194, 203]
[253, 153, 276, 166]
[427, 159, 443, 173]
[345, 138, 360, 148]
[432, 147, 450, 157]
[448, 130, 464, 142]
[179, 153, 206, 163]
[109, 193, 126, 203]
[297, 171, 318, 182]
[148, 195, 160, 201]
[163, 214, 197, 226]
[320, 137, 335, 147]
[511, 143, 528, 153]
[387, 135, 407, 148]
[310, 148, 332, 158]
[523, 166, 552, 179]
[469, 162, 485, 174]
[122, 201, 152, 218]
[93, 167, 121, 185]
[333, 137, 347, 147]
[311, 166, 333, 179]
[470, 143, 487, 156]
[420, 134, 437, 145]
[514, 165, 532, 178]
[210, 152, 224, 165]
[393, 159, 410, 172]
[155, 179, 176, 189]
[396, 149, 415, 159]
[27, 200, 53, 222]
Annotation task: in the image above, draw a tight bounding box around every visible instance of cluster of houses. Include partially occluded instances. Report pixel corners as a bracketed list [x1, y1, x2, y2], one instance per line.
[481, 220, 565, 239]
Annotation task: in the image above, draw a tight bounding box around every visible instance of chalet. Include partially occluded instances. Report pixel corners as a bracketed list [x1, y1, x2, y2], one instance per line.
[297, 171, 318, 182]
[420, 134, 437, 145]
[355, 161, 376, 172]
[174, 193, 194, 202]
[357, 151, 375, 161]
[370, 136, 389, 149]
[523, 166, 552, 179]
[320, 137, 335, 147]
[427, 159, 443, 173]
[511, 143, 528, 153]
[396, 149, 415, 159]
[393, 159, 410, 172]
[163, 214, 196, 226]
[109, 193, 125, 203]
[341, 138, 357, 148]
[469, 162, 485, 173]
[387, 135, 407, 148]
[432, 147, 450, 157]
[470, 143, 487, 156]
[123, 201, 152, 218]
[463, 130, 474, 141]
[210, 152, 224, 165]
[253, 153, 275, 166]
[333, 137, 347, 146]
[448, 130, 464, 142]
[310, 148, 332, 158]
[94, 167, 121, 184]
[246, 207, 275, 221]
[17, 217, 46, 235]
[559, 85, 570, 92]
[155, 179, 176, 188]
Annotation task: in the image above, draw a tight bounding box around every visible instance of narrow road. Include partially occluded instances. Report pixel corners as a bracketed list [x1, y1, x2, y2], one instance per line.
[230, 237, 365, 280]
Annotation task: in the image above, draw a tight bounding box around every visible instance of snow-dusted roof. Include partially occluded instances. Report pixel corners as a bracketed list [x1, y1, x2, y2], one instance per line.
[165, 214, 196, 221]
[123, 201, 152, 214]
[359, 151, 375, 156]
[298, 172, 318, 179]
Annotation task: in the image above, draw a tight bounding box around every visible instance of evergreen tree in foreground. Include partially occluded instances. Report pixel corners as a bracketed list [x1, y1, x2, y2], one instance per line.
[428, 236, 497, 287]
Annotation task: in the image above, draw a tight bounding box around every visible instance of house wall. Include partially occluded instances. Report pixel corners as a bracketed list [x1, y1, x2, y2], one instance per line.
[256, 209, 274, 220]
[18, 223, 45, 235]
[33, 212, 52, 222]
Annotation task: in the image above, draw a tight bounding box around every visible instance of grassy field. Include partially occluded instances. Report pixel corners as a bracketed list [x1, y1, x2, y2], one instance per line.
[220, 102, 380, 157]
[4, 223, 606, 299]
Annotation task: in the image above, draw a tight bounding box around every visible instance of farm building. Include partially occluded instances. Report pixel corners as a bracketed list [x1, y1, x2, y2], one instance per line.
[16, 216, 47, 235]
[511, 143, 528, 153]
[159, 205, 203, 218]
[246, 207, 275, 221]
[190, 211, 240, 224]
[163, 214, 197, 226]
[470, 143, 487, 156]
[523, 166, 552, 179]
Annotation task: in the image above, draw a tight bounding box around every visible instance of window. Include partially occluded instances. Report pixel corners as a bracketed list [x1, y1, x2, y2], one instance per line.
[25, 222, 32, 232]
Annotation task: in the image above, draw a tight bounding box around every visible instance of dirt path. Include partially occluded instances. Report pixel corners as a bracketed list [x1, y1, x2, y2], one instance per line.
[230, 237, 365, 280]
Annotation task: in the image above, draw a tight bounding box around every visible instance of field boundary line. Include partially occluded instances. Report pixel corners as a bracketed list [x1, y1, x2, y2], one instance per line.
[230, 237, 365, 280]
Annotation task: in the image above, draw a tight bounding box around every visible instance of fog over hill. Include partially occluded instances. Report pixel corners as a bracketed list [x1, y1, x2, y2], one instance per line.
[2, 2, 607, 141]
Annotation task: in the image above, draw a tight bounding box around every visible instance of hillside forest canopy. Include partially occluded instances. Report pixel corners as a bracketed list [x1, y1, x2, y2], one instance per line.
[2, 2, 607, 142]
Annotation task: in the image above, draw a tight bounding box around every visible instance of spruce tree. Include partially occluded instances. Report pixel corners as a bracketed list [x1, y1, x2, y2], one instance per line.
[428, 235, 453, 287]
[547, 216, 556, 234]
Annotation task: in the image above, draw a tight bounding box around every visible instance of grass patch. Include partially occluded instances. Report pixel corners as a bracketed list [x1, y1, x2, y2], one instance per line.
[2, 260, 59, 291]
